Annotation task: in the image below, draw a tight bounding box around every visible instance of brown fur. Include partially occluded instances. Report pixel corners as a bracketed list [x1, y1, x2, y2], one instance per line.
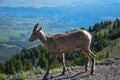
[46, 30, 90, 54]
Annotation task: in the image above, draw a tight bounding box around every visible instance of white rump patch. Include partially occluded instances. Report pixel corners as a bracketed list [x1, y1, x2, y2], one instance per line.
[82, 30, 92, 41]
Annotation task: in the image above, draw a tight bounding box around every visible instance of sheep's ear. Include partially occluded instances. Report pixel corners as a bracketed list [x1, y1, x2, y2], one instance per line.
[38, 27, 42, 31]
[33, 23, 39, 32]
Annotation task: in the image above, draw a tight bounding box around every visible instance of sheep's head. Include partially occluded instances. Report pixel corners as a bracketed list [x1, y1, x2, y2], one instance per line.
[29, 23, 42, 42]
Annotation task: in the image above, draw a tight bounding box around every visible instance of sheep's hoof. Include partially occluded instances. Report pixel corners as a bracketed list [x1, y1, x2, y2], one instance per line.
[42, 78, 47, 80]
[90, 71, 95, 75]
[42, 75, 48, 80]
[60, 71, 66, 75]
[84, 69, 88, 72]
[42, 77, 48, 80]
[85, 68, 89, 72]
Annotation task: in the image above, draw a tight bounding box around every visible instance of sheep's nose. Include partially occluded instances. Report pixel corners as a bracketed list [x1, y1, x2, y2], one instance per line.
[29, 38, 32, 42]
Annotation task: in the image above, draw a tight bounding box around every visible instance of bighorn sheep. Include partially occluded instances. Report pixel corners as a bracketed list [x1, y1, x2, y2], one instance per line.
[29, 23, 95, 79]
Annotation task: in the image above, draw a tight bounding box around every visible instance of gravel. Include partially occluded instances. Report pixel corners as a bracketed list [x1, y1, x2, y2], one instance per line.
[26, 58, 120, 80]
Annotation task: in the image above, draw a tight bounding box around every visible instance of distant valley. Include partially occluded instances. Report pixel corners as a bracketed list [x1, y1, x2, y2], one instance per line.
[1, 3, 120, 27]
[0, 3, 120, 62]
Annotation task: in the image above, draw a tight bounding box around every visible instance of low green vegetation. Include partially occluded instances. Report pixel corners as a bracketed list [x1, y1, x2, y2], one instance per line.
[16, 71, 27, 80]
[33, 67, 45, 74]
[0, 73, 7, 80]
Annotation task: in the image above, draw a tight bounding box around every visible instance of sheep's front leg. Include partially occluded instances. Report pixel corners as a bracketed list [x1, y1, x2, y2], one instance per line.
[60, 53, 67, 75]
[43, 54, 56, 79]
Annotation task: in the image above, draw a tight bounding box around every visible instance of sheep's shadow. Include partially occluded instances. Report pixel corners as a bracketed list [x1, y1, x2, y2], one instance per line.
[49, 71, 90, 80]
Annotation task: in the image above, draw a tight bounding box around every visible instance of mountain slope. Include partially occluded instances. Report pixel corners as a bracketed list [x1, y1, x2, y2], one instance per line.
[0, 19, 120, 75]
[89, 19, 120, 59]
[96, 38, 120, 58]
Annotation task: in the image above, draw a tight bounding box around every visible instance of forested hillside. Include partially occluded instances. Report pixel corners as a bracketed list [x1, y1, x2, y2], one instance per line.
[89, 18, 120, 58]
[0, 19, 120, 75]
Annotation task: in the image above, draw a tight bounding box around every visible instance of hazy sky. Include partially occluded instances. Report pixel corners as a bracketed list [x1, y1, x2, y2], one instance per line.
[0, 0, 120, 8]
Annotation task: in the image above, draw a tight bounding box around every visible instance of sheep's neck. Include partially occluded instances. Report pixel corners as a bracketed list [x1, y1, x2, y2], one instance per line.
[40, 37, 47, 46]
[38, 31, 48, 46]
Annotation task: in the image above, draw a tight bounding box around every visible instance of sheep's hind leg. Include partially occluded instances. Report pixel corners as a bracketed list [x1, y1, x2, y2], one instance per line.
[84, 48, 95, 75]
[89, 50, 95, 74]
[85, 54, 90, 72]
[86, 50, 95, 74]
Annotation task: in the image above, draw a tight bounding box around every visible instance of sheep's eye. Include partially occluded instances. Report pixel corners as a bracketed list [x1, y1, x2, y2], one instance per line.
[33, 32, 36, 35]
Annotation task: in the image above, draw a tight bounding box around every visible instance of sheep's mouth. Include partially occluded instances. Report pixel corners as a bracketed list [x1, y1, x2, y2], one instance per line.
[29, 38, 34, 42]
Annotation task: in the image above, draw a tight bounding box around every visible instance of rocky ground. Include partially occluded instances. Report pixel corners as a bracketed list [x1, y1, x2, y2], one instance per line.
[26, 58, 120, 80]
